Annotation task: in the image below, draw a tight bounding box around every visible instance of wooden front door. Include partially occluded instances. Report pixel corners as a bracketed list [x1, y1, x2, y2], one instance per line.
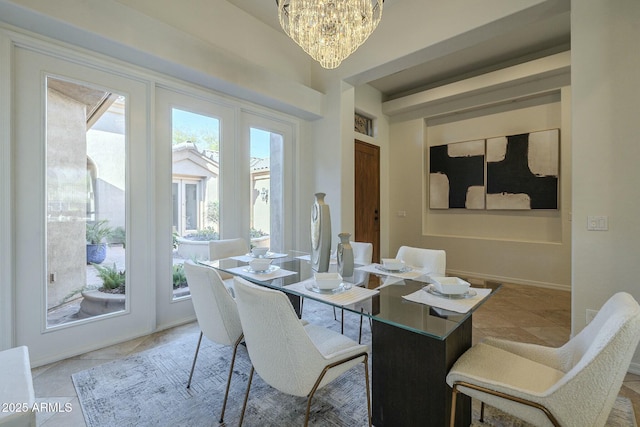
[354, 140, 380, 262]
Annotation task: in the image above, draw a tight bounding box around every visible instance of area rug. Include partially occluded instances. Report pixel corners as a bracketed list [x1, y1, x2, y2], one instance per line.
[73, 302, 372, 427]
[73, 301, 637, 427]
[470, 397, 636, 427]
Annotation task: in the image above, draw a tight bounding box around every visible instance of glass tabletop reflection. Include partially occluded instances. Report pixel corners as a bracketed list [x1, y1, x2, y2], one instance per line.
[198, 250, 500, 340]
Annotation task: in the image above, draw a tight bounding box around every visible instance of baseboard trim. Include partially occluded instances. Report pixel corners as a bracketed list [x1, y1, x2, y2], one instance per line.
[446, 269, 571, 292]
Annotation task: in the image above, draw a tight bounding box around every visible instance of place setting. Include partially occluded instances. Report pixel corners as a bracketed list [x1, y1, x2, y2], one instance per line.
[356, 258, 429, 280]
[227, 257, 296, 281]
[286, 272, 379, 306]
[402, 276, 492, 313]
[229, 246, 288, 262]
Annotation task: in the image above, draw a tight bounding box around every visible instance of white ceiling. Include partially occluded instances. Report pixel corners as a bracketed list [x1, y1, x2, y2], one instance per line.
[226, 0, 570, 100]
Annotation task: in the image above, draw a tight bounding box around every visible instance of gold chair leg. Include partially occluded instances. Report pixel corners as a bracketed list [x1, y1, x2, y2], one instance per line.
[452, 381, 561, 427]
[239, 365, 254, 427]
[219, 334, 243, 423]
[305, 352, 370, 427]
[186, 331, 204, 388]
[450, 385, 459, 427]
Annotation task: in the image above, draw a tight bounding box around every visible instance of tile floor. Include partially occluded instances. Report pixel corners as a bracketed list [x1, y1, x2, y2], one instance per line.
[30, 283, 640, 426]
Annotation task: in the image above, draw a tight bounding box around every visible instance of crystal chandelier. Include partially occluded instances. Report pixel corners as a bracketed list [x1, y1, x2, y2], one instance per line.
[278, 0, 383, 69]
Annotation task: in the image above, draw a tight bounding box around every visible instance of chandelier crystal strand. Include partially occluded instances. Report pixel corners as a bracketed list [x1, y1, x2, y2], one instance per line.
[278, 0, 383, 69]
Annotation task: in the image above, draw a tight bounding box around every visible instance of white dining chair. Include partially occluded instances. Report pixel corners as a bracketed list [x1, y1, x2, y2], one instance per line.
[209, 237, 249, 283]
[351, 241, 373, 265]
[183, 261, 244, 424]
[233, 276, 372, 427]
[396, 246, 446, 274]
[447, 292, 640, 427]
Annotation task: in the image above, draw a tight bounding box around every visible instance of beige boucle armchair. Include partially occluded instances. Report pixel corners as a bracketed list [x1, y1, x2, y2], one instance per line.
[447, 292, 640, 427]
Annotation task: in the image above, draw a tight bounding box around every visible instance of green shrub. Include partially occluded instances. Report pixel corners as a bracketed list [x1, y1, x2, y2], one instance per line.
[109, 226, 126, 247]
[86, 219, 113, 244]
[183, 228, 219, 241]
[250, 228, 268, 238]
[173, 264, 187, 289]
[92, 263, 125, 291]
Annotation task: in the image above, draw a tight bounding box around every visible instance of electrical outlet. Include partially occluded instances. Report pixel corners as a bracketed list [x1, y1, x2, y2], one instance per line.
[586, 309, 598, 324]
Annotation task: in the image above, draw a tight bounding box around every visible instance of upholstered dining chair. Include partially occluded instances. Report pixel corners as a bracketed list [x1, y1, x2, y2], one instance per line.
[209, 237, 249, 283]
[351, 241, 374, 265]
[183, 261, 244, 424]
[447, 292, 640, 427]
[395, 246, 446, 275]
[233, 277, 372, 427]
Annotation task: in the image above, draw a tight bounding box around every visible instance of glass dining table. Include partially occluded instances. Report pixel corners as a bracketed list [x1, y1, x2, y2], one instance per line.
[199, 250, 500, 427]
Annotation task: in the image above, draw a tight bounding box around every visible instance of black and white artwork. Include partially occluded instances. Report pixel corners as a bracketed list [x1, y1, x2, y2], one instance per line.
[486, 129, 559, 210]
[429, 140, 485, 209]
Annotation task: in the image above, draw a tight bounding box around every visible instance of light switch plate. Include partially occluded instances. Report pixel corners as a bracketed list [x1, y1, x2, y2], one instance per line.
[587, 215, 608, 231]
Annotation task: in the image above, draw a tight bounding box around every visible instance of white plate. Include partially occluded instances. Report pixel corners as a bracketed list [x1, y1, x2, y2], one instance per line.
[424, 284, 477, 299]
[243, 265, 280, 274]
[305, 282, 351, 295]
[245, 252, 275, 258]
[375, 265, 412, 274]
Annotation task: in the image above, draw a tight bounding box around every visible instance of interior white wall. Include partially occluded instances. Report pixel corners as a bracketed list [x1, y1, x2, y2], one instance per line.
[112, 0, 312, 85]
[0, 0, 324, 120]
[385, 55, 572, 289]
[571, 0, 640, 370]
[426, 95, 571, 288]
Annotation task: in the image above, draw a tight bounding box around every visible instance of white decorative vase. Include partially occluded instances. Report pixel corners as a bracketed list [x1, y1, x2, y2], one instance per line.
[337, 232, 354, 277]
[311, 193, 331, 272]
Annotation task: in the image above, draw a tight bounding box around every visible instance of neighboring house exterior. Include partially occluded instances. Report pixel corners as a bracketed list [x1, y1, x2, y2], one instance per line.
[171, 143, 219, 236]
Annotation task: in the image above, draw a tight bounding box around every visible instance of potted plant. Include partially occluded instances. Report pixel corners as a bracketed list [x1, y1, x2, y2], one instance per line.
[78, 263, 125, 317]
[175, 228, 219, 260]
[86, 219, 113, 264]
[93, 263, 125, 293]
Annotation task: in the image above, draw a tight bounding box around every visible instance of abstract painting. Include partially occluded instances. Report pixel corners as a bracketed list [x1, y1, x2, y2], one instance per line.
[429, 140, 485, 209]
[486, 129, 559, 210]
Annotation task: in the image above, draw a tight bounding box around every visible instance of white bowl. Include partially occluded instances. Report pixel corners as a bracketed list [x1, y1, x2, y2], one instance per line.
[314, 272, 343, 290]
[249, 258, 272, 272]
[382, 258, 405, 271]
[251, 247, 269, 257]
[430, 277, 470, 295]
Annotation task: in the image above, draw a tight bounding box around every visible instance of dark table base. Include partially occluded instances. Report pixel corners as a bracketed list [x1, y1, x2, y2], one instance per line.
[372, 316, 472, 426]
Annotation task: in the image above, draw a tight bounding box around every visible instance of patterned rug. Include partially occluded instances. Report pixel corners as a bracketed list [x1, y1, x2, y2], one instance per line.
[73, 300, 637, 427]
[470, 397, 636, 427]
[73, 301, 372, 427]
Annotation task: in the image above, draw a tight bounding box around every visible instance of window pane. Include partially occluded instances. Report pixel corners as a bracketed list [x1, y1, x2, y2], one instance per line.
[46, 76, 127, 326]
[171, 109, 220, 299]
[185, 183, 198, 231]
[250, 128, 283, 250]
